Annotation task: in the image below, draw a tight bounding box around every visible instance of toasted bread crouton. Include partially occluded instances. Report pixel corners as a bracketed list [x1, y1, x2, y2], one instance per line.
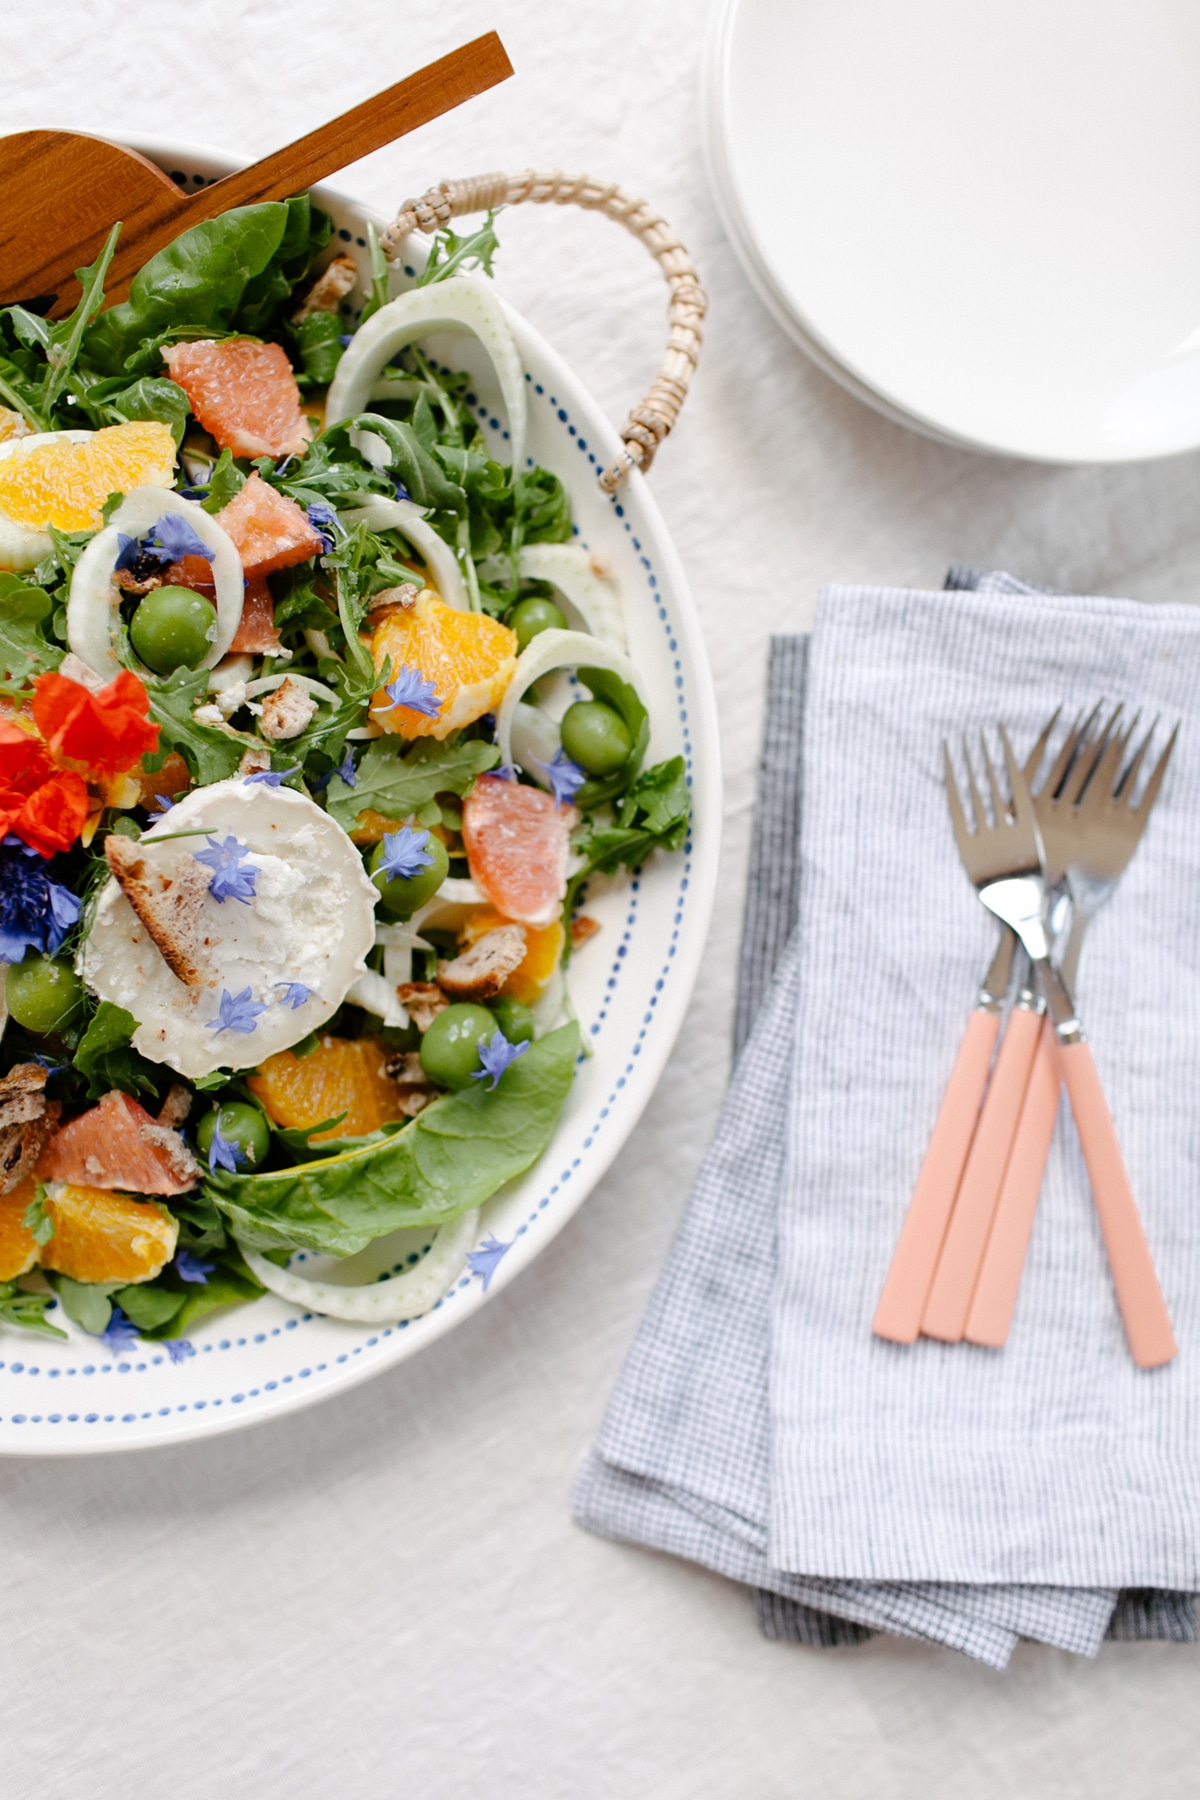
[292, 254, 358, 323]
[437, 924, 527, 1002]
[259, 677, 317, 742]
[569, 913, 601, 950]
[383, 1050, 438, 1116]
[0, 1063, 58, 1195]
[104, 836, 211, 988]
[237, 744, 272, 777]
[395, 982, 449, 1032]
[157, 1084, 193, 1129]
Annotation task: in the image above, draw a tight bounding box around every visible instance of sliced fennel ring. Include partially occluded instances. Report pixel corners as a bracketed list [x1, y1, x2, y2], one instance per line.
[495, 628, 649, 777]
[516, 544, 627, 651]
[236, 1208, 481, 1324]
[68, 485, 244, 680]
[325, 275, 527, 475]
[341, 495, 469, 610]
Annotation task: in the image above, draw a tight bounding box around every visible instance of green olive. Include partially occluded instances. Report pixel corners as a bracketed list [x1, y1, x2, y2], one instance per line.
[130, 585, 215, 675]
[488, 997, 535, 1045]
[419, 1003, 495, 1090]
[507, 596, 566, 652]
[560, 700, 633, 776]
[369, 831, 449, 920]
[6, 956, 83, 1035]
[196, 1101, 271, 1169]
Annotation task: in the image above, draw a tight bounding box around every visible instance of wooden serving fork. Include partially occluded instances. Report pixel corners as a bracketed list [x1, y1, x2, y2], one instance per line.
[0, 32, 512, 316]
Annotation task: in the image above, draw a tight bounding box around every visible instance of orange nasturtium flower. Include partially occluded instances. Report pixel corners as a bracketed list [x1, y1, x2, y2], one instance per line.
[0, 671, 159, 857]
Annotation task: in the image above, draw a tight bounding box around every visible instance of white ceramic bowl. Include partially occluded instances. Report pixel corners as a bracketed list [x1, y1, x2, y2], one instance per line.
[0, 143, 720, 1455]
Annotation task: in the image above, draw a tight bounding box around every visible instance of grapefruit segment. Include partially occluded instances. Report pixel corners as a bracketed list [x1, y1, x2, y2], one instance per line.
[216, 471, 324, 579]
[462, 775, 572, 928]
[38, 1090, 199, 1196]
[230, 575, 282, 653]
[162, 339, 312, 460]
[248, 1036, 407, 1143]
[40, 1182, 178, 1285]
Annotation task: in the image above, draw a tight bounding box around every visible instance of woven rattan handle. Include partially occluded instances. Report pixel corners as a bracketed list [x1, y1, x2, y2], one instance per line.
[381, 170, 706, 492]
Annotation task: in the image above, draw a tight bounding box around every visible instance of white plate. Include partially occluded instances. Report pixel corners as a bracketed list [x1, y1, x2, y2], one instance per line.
[705, 0, 1200, 463]
[0, 142, 720, 1455]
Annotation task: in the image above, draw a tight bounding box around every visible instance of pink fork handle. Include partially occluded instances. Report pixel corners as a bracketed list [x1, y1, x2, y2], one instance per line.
[873, 1007, 999, 1344]
[1057, 1040, 1177, 1370]
[964, 1019, 1060, 1348]
[921, 1002, 1044, 1342]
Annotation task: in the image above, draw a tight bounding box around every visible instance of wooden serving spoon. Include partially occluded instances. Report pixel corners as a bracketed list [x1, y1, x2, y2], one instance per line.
[0, 31, 512, 317]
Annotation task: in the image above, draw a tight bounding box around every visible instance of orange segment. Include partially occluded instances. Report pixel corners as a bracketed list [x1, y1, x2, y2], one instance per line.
[163, 339, 311, 459]
[369, 592, 517, 740]
[460, 907, 565, 1003]
[0, 1176, 40, 1281]
[40, 1183, 178, 1285]
[462, 774, 571, 927]
[0, 423, 176, 529]
[0, 408, 30, 444]
[248, 1036, 407, 1143]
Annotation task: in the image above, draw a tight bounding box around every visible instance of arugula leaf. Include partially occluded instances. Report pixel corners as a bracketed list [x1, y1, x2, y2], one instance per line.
[23, 1186, 54, 1248]
[46, 1273, 119, 1335]
[83, 205, 292, 376]
[199, 447, 246, 514]
[169, 1185, 228, 1254]
[322, 416, 465, 515]
[207, 1022, 579, 1256]
[416, 213, 500, 287]
[0, 573, 63, 692]
[73, 1001, 160, 1102]
[0, 1281, 67, 1340]
[142, 667, 248, 784]
[566, 756, 691, 917]
[325, 735, 499, 833]
[42, 224, 122, 411]
[358, 222, 391, 325]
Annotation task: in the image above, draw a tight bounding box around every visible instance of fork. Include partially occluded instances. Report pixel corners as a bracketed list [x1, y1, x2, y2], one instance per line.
[965, 715, 1178, 1349]
[941, 726, 1175, 1368]
[873, 708, 1072, 1344]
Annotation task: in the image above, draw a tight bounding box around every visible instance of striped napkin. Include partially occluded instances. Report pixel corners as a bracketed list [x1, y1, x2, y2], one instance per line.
[575, 574, 1200, 1665]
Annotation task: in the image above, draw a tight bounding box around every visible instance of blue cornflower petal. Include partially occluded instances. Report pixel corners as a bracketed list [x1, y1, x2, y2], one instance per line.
[206, 1119, 245, 1175]
[379, 665, 441, 718]
[334, 749, 357, 788]
[145, 512, 212, 565]
[376, 826, 435, 883]
[306, 501, 337, 553]
[466, 1233, 512, 1293]
[337, 334, 355, 349]
[492, 763, 519, 782]
[244, 765, 301, 788]
[113, 532, 141, 573]
[194, 835, 259, 904]
[470, 1028, 530, 1092]
[100, 1307, 140, 1354]
[0, 846, 81, 961]
[165, 1338, 196, 1364]
[392, 479, 411, 502]
[532, 748, 586, 806]
[150, 793, 175, 815]
[274, 982, 312, 1010]
[173, 1250, 215, 1284]
[206, 987, 269, 1036]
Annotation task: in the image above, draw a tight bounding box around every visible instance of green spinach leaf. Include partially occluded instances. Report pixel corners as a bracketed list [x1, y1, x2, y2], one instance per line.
[325, 734, 499, 833]
[72, 1001, 160, 1102]
[206, 1022, 579, 1256]
[0, 573, 63, 692]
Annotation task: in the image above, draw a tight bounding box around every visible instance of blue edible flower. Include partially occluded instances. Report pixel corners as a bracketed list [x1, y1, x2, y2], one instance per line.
[392, 479, 411, 502]
[466, 1233, 512, 1293]
[306, 501, 337, 553]
[533, 747, 586, 806]
[379, 665, 441, 718]
[376, 826, 434, 883]
[206, 1119, 245, 1175]
[165, 1338, 196, 1364]
[101, 1307, 140, 1355]
[194, 835, 258, 904]
[244, 765, 301, 788]
[173, 1250, 214, 1284]
[206, 987, 269, 1036]
[274, 982, 312, 1010]
[115, 513, 212, 571]
[338, 334, 355, 349]
[470, 1028, 529, 1092]
[0, 843, 81, 962]
[492, 763, 519, 782]
[150, 793, 175, 815]
[334, 749, 357, 788]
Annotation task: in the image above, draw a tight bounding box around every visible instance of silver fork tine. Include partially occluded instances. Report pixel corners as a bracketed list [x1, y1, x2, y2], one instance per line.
[1085, 718, 1132, 809]
[1023, 705, 1062, 787]
[1132, 723, 1179, 817]
[963, 733, 986, 830]
[980, 731, 1006, 826]
[943, 741, 973, 862]
[998, 723, 1037, 847]
[1114, 717, 1157, 799]
[1063, 704, 1122, 805]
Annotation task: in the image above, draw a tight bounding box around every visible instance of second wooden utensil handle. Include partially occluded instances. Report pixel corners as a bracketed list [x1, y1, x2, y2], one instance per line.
[1058, 1039, 1177, 1369]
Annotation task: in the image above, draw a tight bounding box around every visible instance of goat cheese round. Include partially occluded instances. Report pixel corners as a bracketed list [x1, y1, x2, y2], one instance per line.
[82, 778, 378, 1079]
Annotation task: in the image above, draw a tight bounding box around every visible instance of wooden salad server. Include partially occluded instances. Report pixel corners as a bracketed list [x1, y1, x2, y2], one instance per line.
[0, 31, 513, 316]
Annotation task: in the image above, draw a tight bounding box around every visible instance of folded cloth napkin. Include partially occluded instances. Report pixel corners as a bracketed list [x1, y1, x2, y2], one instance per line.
[575, 576, 1200, 1666]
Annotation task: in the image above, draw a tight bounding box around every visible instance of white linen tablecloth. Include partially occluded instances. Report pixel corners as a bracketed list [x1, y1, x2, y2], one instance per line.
[3, 0, 1199, 1793]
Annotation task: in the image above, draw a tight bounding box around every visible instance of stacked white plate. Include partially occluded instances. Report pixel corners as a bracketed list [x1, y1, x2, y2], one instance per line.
[704, 0, 1200, 463]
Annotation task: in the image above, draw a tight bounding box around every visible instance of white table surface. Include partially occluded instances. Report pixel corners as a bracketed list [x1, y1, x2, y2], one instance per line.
[5, 2, 1200, 1793]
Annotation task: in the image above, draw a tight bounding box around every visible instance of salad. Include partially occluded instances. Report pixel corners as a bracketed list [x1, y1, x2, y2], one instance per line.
[0, 194, 689, 1351]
